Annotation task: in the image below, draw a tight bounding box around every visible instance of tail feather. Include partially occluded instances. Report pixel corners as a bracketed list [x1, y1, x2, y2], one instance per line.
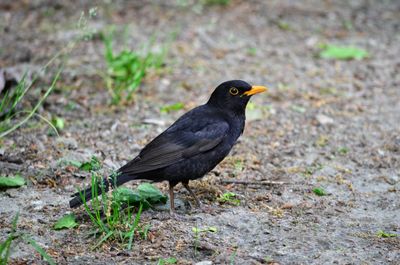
[69, 173, 135, 208]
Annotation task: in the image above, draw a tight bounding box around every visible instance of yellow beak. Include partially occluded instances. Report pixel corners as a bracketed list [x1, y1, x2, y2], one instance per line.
[244, 85, 268, 96]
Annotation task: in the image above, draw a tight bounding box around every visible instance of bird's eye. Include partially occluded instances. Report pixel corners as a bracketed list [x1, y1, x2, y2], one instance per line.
[229, 87, 239, 96]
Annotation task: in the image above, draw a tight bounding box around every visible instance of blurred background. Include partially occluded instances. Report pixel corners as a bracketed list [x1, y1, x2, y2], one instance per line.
[0, 0, 399, 264]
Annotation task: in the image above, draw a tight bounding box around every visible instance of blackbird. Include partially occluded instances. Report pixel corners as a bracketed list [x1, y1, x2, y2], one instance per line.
[69, 80, 267, 213]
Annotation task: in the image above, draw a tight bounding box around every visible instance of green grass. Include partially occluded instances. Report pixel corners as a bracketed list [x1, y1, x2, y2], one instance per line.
[0, 7, 98, 139]
[0, 68, 62, 138]
[319, 44, 369, 60]
[376, 230, 397, 238]
[77, 171, 166, 250]
[313, 187, 327, 196]
[78, 172, 146, 250]
[337, 146, 349, 155]
[203, 0, 230, 5]
[217, 192, 240, 206]
[0, 213, 56, 265]
[192, 226, 217, 256]
[160, 102, 185, 114]
[102, 29, 168, 104]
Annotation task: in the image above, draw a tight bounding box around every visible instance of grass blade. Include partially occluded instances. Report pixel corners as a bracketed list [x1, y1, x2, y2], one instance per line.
[91, 231, 113, 250]
[22, 236, 56, 265]
[127, 203, 143, 250]
[0, 67, 63, 138]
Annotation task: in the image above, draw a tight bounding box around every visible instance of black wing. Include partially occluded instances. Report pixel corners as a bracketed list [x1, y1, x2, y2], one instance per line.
[119, 110, 229, 175]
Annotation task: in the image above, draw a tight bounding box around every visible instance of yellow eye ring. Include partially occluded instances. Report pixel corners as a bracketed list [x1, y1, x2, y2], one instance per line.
[229, 87, 239, 95]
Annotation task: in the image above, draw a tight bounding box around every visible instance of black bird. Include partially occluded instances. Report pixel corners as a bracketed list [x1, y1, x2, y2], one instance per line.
[69, 80, 267, 213]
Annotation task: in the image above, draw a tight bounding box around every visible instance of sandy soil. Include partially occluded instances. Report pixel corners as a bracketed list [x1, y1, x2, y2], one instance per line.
[0, 0, 399, 264]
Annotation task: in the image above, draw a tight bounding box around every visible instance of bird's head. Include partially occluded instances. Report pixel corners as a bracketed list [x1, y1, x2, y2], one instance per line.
[207, 80, 267, 114]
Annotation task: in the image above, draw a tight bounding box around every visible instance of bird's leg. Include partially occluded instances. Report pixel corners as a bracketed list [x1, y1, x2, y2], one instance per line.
[182, 180, 201, 208]
[169, 181, 178, 215]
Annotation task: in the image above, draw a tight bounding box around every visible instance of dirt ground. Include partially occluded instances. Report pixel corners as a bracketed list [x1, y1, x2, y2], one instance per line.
[1, 0, 399, 264]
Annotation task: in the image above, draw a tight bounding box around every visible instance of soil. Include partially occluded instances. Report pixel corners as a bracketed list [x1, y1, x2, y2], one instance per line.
[0, 0, 399, 264]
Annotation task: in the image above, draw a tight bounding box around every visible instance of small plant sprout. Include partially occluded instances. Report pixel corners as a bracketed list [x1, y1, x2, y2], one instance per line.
[0, 174, 26, 188]
[376, 230, 397, 238]
[192, 226, 218, 256]
[51, 116, 65, 131]
[338, 146, 349, 155]
[203, 0, 230, 5]
[102, 29, 170, 104]
[79, 156, 102, 172]
[313, 187, 327, 196]
[319, 44, 369, 60]
[75, 159, 166, 250]
[160, 102, 185, 114]
[157, 257, 177, 265]
[53, 214, 78, 230]
[0, 213, 56, 265]
[217, 192, 240, 206]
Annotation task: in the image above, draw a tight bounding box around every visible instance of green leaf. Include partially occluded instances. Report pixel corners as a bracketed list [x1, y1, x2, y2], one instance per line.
[113, 187, 143, 204]
[80, 156, 101, 172]
[192, 226, 218, 233]
[113, 184, 167, 209]
[138, 183, 168, 204]
[158, 257, 178, 265]
[319, 45, 369, 60]
[291, 105, 306, 113]
[313, 187, 327, 196]
[0, 175, 26, 188]
[207, 226, 218, 233]
[338, 147, 349, 155]
[376, 230, 397, 238]
[217, 192, 240, 206]
[51, 116, 65, 130]
[53, 214, 78, 230]
[160, 102, 184, 114]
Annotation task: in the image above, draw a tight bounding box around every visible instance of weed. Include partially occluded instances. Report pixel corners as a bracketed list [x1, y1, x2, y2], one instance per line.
[160, 102, 184, 114]
[233, 159, 244, 172]
[77, 171, 166, 250]
[0, 213, 56, 265]
[247, 47, 257, 56]
[337, 146, 349, 155]
[376, 230, 397, 238]
[276, 20, 291, 31]
[53, 214, 78, 230]
[157, 257, 177, 265]
[217, 192, 240, 206]
[230, 248, 237, 265]
[302, 163, 323, 177]
[51, 116, 65, 131]
[0, 174, 26, 188]
[0, 7, 97, 138]
[319, 44, 369, 60]
[79, 156, 101, 172]
[79, 172, 147, 250]
[291, 105, 306, 113]
[102, 29, 168, 104]
[313, 187, 327, 196]
[192, 226, 217, 256]
[203, 0, 230, 5]
[0, 69, 62, 138]
[316, 135, 329, 147]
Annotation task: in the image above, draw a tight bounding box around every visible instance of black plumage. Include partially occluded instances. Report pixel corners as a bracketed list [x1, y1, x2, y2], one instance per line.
[69, 80, 267, 213]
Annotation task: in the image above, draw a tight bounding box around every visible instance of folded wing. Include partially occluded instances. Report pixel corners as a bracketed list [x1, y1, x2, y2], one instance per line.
[118, 118, 229, 175]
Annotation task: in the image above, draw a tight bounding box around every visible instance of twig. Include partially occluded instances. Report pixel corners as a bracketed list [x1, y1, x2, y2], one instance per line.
[220, 180, 287, 185]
